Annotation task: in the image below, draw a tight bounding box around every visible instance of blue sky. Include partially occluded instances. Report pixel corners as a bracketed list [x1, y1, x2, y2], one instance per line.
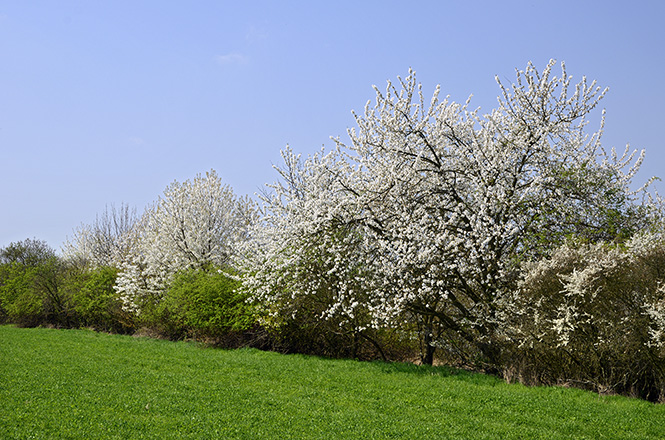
[1, 1, 664, 250]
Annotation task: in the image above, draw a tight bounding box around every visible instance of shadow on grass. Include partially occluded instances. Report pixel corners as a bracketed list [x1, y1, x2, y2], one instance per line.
[372, 359, 502, 384]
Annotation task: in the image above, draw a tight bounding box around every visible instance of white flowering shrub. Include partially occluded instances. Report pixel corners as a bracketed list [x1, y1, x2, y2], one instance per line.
[115, 170, 255, 314]
[242, 60, 659, 366]
[513, 232, 665, 401]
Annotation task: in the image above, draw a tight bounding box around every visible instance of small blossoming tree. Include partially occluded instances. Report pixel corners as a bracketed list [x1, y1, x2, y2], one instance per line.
[115, 170, 254, 312]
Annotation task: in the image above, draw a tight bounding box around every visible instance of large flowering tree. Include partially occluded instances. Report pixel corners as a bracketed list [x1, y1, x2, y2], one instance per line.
[115, 170, 254, 312]
[243, 60, 660, 365]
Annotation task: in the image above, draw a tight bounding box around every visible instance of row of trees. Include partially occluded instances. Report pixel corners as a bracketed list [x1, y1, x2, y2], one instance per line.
[0, 238, 128, 332]
[1, 172, 257, 343]
[2, 60, 664, 401]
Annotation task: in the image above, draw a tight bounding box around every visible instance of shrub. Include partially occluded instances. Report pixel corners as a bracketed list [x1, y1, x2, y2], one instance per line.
[1, 239, 135, 331]
[66, 266, 134, 333]
[508, 233, 665, 401]
[0, 263, 43, 326]
[0, 239, 70, 327]
[152, 267, 256, 344]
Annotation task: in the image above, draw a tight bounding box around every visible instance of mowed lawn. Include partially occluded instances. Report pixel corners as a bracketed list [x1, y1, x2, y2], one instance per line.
[1, 326, 663, 439]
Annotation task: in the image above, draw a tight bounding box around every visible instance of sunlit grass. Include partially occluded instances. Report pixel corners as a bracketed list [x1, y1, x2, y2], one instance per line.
[1, 326, 663, 439]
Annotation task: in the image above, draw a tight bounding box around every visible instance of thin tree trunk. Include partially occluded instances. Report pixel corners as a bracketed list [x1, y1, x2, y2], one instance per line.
[421, 326, 436, 365]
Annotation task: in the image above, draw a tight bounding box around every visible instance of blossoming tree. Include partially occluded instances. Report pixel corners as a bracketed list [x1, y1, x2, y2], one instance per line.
[243, 60, 659, 365]
[115, 170, 254, 312]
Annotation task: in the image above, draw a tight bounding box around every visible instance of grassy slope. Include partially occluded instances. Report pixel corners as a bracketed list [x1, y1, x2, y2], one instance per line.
[1, 326, 663, 439]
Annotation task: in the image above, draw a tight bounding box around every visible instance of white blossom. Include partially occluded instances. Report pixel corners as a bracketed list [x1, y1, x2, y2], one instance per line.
[115, 170, 254, 311]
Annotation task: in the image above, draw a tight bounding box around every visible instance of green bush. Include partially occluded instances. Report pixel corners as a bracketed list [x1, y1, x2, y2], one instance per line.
[0, 239, 64, 327]
[154, 267, 256, 343]
[0, 263, 43, 326]
[0, 239, 135, 332]
[66, 266, 133, 333]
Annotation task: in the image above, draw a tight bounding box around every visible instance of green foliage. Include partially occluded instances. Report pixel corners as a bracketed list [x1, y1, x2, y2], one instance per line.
[0, 239, 61, 326]
[151, 267, 256, 342]
[3, 326, 665, 439]
[0, 262, 43, 325]
[65, 266, 133, 333]
[0, 239, 134, 332]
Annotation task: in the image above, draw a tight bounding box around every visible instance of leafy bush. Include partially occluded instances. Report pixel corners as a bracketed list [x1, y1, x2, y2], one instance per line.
[149, 267, 256, 344]
[0, 239, 136, 332]
[66, 266, 133, 333]
[0, 263, 43, 326]
[0, 239, 69, 327]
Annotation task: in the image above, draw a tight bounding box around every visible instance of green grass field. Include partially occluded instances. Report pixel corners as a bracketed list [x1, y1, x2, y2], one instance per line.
[1, 326, 663, 439]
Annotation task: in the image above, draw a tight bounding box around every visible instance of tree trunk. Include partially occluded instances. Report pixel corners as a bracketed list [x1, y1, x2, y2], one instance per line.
[421, 327, 436, 365]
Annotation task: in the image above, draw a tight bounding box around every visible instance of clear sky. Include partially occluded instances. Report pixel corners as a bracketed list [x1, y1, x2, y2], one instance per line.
[1, 0, 664, 250]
